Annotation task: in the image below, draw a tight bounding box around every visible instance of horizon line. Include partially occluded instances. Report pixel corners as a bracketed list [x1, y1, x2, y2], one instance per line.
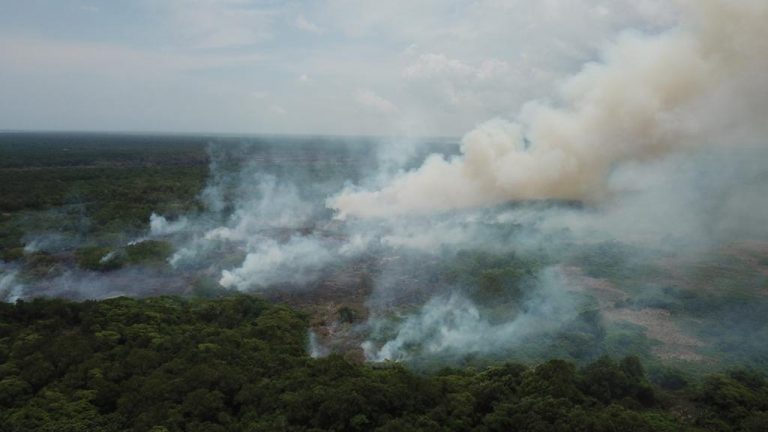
[0, 128, 460, 143]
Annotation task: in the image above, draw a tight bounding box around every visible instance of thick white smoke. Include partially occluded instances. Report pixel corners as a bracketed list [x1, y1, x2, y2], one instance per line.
[0, 266, 24, 302]
[128, 0, 768, 364]
[149, 213, 189, 236]
[364, 268, 578, 361]
[330, 0, 768, 218]
[168, 173, 333, 289]
[219, 235, 351, 289]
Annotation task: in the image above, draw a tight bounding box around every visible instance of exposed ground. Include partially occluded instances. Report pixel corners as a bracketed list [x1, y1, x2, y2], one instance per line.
[561, 265, 707, 362]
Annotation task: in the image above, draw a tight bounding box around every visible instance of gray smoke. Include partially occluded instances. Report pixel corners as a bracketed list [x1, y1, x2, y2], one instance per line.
[17, 0, 758, 366]
[329, 0, 768, 218]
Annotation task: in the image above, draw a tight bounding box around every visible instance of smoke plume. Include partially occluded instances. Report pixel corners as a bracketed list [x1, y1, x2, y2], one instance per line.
[364, 268, 578, 362]
[330, 0, 768, 218]
[0, 265, 24, 302]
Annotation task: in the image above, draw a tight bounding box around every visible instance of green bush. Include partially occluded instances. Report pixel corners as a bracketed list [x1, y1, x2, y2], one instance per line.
[1, 295, 762, 431]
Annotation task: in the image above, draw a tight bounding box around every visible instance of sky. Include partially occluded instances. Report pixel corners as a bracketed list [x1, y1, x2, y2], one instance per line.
[0, 0, 678, 137]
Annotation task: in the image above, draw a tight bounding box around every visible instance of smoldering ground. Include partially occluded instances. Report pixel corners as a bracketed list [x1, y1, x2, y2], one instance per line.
[144, 132, 768, 367]
[191, 0, 767, 366]
[3, 0, 768, 369]
[5, 133, 767, 367]
[317, 0, 768, 365]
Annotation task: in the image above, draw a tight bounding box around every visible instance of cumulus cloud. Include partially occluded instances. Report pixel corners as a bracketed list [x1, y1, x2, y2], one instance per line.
[270, 105, 287, 115]
[356, 89, 398, 114]
[295, 15, 324, 34]
[163, 0, 278, 49]
[402, 53, 518, 112]
[403, 54, 509, 82]
[0, 0, 682, 135]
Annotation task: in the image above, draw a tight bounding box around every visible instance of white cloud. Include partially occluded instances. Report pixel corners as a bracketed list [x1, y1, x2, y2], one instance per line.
[295, 15, 324, 34]
[0, 36, 263, 76]
[320, 0, 677, 134]
[0, 0, 681, 136]
[401, 52, 523, 113]
[403, 53, 510, 83]
[163, 0, 278, 49]
[403, 43, 419, 56]
[270, 105, 287, 115]
[356, 89, 398, 114]
[403, 53, 476, 79]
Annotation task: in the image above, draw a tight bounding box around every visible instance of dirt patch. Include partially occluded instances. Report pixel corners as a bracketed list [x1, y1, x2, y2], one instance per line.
[560, 266, 628, 308]
[561, 265, 706, 362]
[604, 308, 705, 361]
[262, 265, 374, 362]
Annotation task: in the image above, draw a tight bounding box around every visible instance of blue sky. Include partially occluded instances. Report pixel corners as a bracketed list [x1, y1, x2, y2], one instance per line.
[0, 0, 676, 136]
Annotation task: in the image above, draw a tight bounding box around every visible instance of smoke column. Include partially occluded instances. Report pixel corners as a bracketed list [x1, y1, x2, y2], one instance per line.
[330, 0, 768, 218]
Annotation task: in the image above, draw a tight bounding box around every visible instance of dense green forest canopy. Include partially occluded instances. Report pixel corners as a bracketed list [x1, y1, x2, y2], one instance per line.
[0, 133, 208, 250]
[1, 295, 767, 432]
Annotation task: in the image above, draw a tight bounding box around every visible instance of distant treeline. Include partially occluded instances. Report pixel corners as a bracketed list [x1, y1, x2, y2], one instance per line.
[1, 295, 766, 432]
[0, 134, 209, 262]
[0, 133, 210, 169]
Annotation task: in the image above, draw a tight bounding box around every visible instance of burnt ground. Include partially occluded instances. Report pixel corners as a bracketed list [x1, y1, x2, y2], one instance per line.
[256, 239, 768, 366]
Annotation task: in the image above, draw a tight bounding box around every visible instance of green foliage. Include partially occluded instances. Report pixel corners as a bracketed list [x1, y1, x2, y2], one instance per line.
[19, 252, 65, 279]
[0, 295, 305, 431]
[337, 306, 358, 324]
[76, 247, 121, 272]
[0, 213, 24, 260]
[0, 134, 207, 236]
[124, 240, 174, 265]
[1, 295, 763, 431]
[578, 356, 656, 406]
[74, 241, 173, 272]
[2, 134, 767, 430]
[0, 134, 207, 282]
[692, 371, 768, 430]
[443, 250, 541, 300]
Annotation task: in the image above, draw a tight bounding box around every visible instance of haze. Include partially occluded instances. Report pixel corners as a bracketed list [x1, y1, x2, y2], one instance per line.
[0, 0, 675, 136]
